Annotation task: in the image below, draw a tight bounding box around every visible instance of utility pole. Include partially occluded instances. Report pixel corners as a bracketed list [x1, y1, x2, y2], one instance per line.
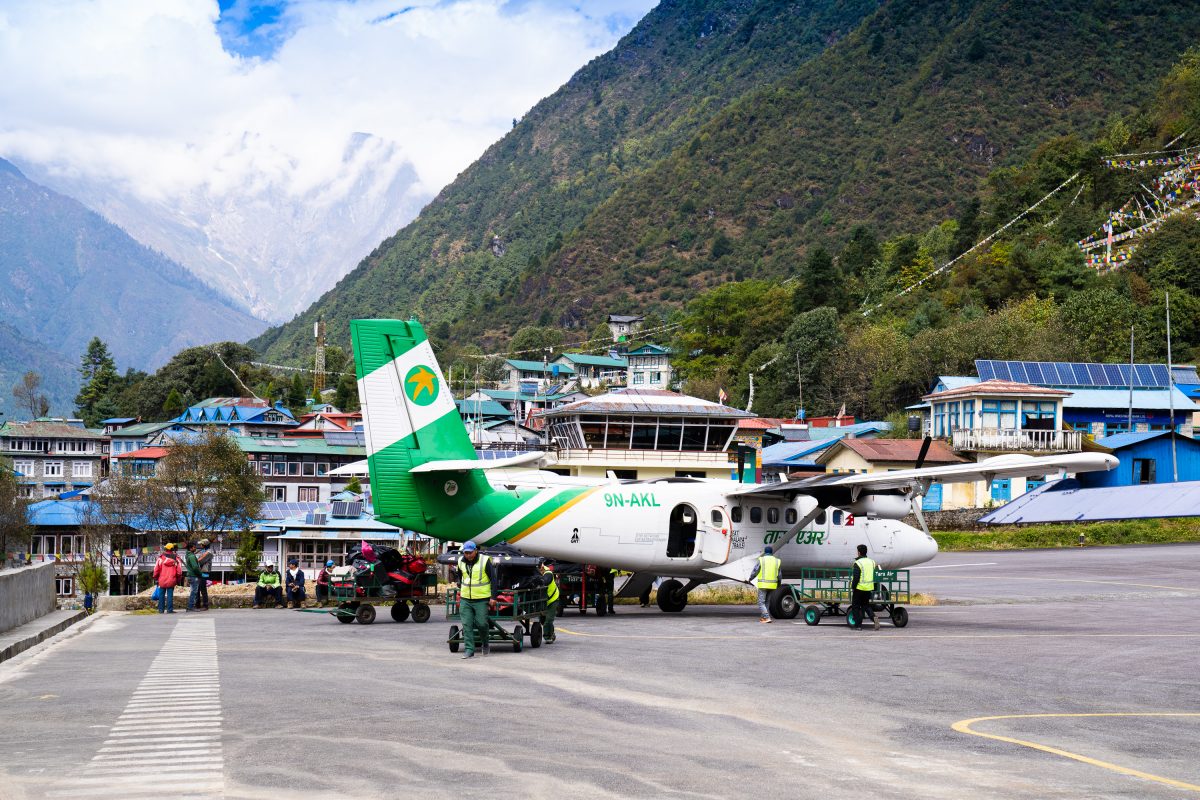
[1127, 325, 1134, 430]
[313, 317, 326, 399]
[1166, 292, 1178, 481]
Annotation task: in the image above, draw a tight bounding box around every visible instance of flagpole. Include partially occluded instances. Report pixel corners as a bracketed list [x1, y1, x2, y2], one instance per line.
[1167, 292, 1178, 481]
[1127, 325, 1134, 430]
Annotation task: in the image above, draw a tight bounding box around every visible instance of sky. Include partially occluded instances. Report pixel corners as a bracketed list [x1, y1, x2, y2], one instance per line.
[0, 0, 657, 200]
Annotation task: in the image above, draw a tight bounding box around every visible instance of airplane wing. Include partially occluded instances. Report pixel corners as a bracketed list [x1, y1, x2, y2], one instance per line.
[727, 452, 1118, 503]
[409, 451, 548, 473]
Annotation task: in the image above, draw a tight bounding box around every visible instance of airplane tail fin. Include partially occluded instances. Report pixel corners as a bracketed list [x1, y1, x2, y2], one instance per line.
[351, 318, 491, 532]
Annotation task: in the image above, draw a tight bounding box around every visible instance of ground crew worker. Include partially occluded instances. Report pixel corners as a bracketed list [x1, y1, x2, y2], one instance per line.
[747, 546, 781, 623]
[539, 562, 560, 644]
[851, 544, 879, 630]
[604, 567, 618, 614]
[454, 541, 497, 659]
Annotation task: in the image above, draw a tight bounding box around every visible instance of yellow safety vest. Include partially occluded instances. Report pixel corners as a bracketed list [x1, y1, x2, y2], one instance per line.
[546, 574, 560, 604]
[756, 555, 781, 590]
[460, 554, 492, 600]
[854, 557, 876, 591]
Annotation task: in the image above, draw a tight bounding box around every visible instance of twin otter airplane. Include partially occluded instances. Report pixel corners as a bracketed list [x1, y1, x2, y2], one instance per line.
[352, 319, 1118, 613]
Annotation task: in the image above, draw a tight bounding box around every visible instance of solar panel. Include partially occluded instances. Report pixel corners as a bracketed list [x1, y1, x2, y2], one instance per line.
[331, 501, 363, 519]
[1023, 363, 1044, 385]
[1149, 364, 1171, 387]
[1085, 364, 1105, 385]
[977, 360, 997, 380]
[991, 362, 1012, 381]
[1008, 361, 1028, 384]
[1102, 364, 1124, 385]
[1069, 363, 1090, 384]
[1053, 363, 1073, 384]
[1116, 364, 1132, 386]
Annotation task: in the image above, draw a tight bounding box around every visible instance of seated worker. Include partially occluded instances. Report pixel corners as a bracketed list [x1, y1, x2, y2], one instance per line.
[253, 563, 285, 608]
[315, 560, 334, 606]
[285, 559, 307, 608]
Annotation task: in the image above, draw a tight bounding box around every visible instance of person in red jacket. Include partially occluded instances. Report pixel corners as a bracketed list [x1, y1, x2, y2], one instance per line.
[153, 543, 182, 614]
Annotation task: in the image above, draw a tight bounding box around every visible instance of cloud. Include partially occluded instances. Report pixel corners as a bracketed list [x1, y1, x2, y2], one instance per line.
[0, 0, 657, 201]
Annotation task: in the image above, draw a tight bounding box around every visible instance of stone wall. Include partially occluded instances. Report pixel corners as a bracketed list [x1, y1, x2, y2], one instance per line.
[0, 562, 57, 634]
[903, 507, 991, 531]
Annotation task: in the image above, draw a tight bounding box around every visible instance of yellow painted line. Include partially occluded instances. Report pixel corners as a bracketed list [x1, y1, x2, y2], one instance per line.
[556, 627, 1200, 642]
[921, 575, 1199, 592]
[953, 713, 1200, 792]
[507, 488, 600, 544]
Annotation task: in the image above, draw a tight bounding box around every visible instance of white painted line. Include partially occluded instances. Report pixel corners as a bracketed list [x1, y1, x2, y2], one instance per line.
[89, 755, 218, 766]
[911, 562, 998, 570]
[97, 741, 221, 753]
[62, 770, 222, 785]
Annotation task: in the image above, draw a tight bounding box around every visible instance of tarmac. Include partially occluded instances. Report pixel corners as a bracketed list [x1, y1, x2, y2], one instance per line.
[0, 543, 1198, 799]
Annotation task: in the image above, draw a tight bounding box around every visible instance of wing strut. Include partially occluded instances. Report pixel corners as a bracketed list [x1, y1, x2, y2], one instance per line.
[703, 504, 826, 583]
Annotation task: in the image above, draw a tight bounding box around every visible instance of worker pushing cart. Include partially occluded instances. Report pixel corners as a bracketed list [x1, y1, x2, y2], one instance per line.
[441, 547, 549, 655]
[451, 541, 496, 658]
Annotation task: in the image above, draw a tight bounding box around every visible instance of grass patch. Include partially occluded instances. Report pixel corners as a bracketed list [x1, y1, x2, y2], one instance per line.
[934, 518, 1200, 551]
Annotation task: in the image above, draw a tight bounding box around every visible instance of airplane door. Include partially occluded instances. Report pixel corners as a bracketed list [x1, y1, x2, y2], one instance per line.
[701, 507, 732, 564]
[866, 521, 894, 556]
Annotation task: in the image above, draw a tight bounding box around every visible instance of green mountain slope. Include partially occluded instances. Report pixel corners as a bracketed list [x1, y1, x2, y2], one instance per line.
[504, 0, 1200, 323]
[252, 0, 883, 360]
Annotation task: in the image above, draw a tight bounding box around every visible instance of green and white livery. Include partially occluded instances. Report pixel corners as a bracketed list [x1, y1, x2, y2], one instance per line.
[353, 319, 1119, 612]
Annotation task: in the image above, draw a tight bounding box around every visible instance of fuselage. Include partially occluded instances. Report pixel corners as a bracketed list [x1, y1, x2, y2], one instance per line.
[463, 474, 938, 579]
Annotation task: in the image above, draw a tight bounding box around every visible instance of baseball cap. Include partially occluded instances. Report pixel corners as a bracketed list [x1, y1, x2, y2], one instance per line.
[326, 560, 335, 567]
[461, 541, 478, 552]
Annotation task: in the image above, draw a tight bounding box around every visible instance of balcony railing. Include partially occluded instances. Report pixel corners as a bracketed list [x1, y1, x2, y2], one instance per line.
[554, 448, 732, 465]
[951, 428, 1082, 452]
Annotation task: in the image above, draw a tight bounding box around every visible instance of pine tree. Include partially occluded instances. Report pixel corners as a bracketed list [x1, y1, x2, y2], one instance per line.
[75, 338, 118, 426]
[163, 388, 186, 419]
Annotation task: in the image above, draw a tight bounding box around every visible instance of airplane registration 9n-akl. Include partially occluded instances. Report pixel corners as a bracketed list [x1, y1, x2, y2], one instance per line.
[352, 319, 1119, 613]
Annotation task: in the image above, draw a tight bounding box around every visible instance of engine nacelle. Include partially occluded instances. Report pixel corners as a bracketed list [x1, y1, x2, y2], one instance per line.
[843, 493, 910, 520]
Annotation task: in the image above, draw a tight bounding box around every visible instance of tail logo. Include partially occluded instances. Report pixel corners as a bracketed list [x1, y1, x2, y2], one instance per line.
[404, 365, 439, 405]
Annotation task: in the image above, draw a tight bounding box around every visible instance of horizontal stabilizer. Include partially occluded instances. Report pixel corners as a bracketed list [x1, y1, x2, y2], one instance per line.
[409, 451, 546, 473]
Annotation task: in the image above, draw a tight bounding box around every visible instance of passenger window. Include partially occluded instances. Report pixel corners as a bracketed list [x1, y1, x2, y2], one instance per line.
[767, 508, 779, 524]
[785, 508, 797, 525]
[832, 510, 843, 526]
[731, 506, 742, 523]
[814, 510, 826, 526]
[750, 507, 762, 524]
[710, 509, 723, 525]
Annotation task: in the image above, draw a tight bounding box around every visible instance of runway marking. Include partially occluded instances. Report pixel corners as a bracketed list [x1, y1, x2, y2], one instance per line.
[919, 575, 1200, 592]
[557, 627, 1200, 642]
[48, 618, 223, 799]
[911, 562, 997, 569]
[952, 713, 1200, 792]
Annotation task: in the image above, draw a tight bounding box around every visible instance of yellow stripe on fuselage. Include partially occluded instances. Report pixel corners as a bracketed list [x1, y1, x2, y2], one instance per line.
[507, 487, 601, 544]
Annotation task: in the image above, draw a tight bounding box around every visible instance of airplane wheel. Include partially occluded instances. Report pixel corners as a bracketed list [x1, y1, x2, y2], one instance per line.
[891, 607, 909, 628]
[390, 602, 410, 623]
[355, 604, 376, 625]
[772, 588, 799, 619]
[411, 603, 431, 624]
[448, 625, 460, 653]
[804, 605, 822, 626]
[656, 580, 688, 613]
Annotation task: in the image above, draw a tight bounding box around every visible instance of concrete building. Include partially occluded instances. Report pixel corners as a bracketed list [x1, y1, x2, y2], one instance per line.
[1, 421, 107, 499]
[256, 498, 431, 572]
[606, 314, 644, 342]
[500, 359, 576, 391]
[1079, 430, 1200, 488]
[553, 353, 627, 388]
[104, 420, 178, 457]
[238, 433, 367, 504]
[626, 344, 673, 389]
[170, 398, 298, 437]
[538, 388, 754, 480]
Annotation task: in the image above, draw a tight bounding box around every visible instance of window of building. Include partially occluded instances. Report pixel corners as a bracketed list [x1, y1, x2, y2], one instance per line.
[749, 507, 762, 524]
[16, 486, 33, 499]
[298, 486, 319, 502]
[730, 506, 742, 523]
[633, 372, 645, 385]
[1132, 458, 1156, 484]
[316, 463, 329, 477]
[933, 403, 947, 437]
[55, 577, 74, 596]
[767, 507, 779, 524]
[651, 372, 662, 384]
[785, 508, 797, 525]
[1022, 401, 1057, 428]
[14, 460, 34, 476]
[274, 462, 287, 476]
[72, 462, 93, 478]
[267, 486, 287, 501]
[990, 478, 1011, 502]
[288, 462, 301, 476]
[981, 400, 1017, 430]
[43, 461, 63, 477]
[302, 462, 316, 476]
[674, 470, 705, 478]
[1103, 422, 1131, 437]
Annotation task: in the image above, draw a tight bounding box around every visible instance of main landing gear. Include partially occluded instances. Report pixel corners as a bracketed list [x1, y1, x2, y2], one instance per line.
[655, 579, 706, 613]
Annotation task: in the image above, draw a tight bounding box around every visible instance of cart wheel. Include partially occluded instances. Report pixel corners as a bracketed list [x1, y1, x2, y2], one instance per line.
[336, 612, 355, 624]
[448, 625, 460, 653]
[355, 604, 376, 625]
[846, 607, 863, 628]
[512, 625, 523, 653]
[529, 621, 543, 648]
[411, 603, 431, 624]
[773, 588, 800, 620]
[804, 605, 822, 626]
[390, 602, 410, 623]
[891, 607, 909, 628]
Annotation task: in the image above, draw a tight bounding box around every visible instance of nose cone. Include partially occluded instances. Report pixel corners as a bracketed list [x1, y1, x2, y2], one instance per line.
[912, 532, 939, 566]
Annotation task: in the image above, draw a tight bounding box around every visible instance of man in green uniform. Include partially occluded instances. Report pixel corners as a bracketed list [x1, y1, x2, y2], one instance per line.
[253, 563, 284, 608]
[851, 544, 879, 630]
[540, 562, 560, 643]
[748, 546, 782, 623]
[454, 541, 497, 659]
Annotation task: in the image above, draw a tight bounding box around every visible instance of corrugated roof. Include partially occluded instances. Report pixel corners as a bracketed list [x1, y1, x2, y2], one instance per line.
[1062, 388, 1197, 411]
[979, 479, 1200, 524]
[556, 353, 627, 368]
[28, 499, 99, 527]
[628, 344, 671, 355]
[482, 389, 573, 402]
[1093, 430, 1196, 449]
[762, 440, 837, 465]
[607, 314, 643, 323]
[924, 379, 1071, 401]
[233, 435, 365, 456]
[114, 446, 170, 460]
[505, 359, 576, 373]
[801, 421, 891, 439]
[817, 438, 966, 465]
[456, 398, 511, 418]
[108, 422, 175, 437]
[0, 421, 107, 439]
[101, 418, 136, 424]
[540, 388, 754, 419]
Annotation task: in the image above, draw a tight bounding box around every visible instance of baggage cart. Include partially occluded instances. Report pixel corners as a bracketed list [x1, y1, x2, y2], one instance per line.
[302, 570, 438, 625]
[770, 568, 911, 628]
[557, 568, 609, 615]
[445, 586, 547, 653]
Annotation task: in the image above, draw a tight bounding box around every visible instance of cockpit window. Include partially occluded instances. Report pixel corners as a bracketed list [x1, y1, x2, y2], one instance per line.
[710, 509, 723, 525]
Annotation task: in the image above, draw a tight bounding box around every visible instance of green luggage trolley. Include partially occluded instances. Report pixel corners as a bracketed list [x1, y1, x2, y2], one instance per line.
[770, 568, 911, 628]
[302, 570, 439, 625]
[445, 586, 548, 653]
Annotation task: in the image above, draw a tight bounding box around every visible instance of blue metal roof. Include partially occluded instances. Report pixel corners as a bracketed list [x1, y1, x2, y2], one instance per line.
[803, 422, 891, 439]
[28, 500, 97, 526]
[979, 478, 1200, 524]
[1061, 387, 1197, 411]
[762, 440, 837, 466]
[1092, 430, 1188, 449]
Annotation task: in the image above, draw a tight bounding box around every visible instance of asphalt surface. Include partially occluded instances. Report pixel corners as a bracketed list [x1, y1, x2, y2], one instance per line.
[1, 543, 1199, 799]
